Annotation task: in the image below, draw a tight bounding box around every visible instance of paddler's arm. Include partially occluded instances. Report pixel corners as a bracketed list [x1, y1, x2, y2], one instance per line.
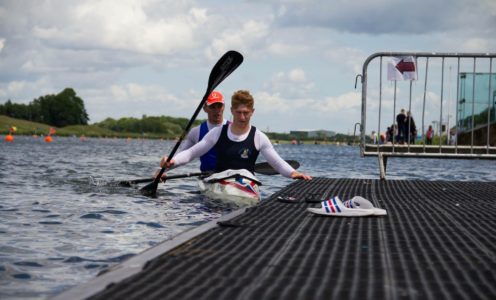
[178, 126, 200, 152]
[290, 170, 312, 180]
[257, 131, 312, 180]
[160, 126, 222, 169]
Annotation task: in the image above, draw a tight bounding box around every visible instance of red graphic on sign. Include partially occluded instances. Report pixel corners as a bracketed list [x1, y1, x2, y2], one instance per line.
[395, 59, 416, 74]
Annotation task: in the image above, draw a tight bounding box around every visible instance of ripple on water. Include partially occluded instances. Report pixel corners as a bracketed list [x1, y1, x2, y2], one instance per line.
[136, 221, 164, 228]
[12, 273, 31, 279]
[39, 221, 63, 225]
[177, 220, 208, 227]
[95, 209, 127, 215]
[63, 256, 87, 263]
[108, 253, 135, 263]
[32, 209, 51, 213]
[80, 213, 104, 219]
[13, 261, 44, 267]
[45, 214, 60, 218]
[85, 263, 107, 269]
[0, 208, 18, 212]
[63, 253, 135, 264]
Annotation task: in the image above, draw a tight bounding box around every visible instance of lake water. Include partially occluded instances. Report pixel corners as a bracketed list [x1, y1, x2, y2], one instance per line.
[1, 136, 495, 299]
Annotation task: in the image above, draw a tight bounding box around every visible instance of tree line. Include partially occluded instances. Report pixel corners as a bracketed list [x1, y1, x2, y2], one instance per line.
[95, 116, 201, 136]
[0, 88, 202, 137]
[0, 88, 89, 127]
[1, 88, 358, 141]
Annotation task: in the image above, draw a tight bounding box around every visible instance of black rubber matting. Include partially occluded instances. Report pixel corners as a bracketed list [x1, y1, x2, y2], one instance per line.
[87, 178, 496, 300]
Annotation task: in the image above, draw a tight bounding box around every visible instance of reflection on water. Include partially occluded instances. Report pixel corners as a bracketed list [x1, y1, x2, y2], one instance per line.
[1, 136, 495, 299]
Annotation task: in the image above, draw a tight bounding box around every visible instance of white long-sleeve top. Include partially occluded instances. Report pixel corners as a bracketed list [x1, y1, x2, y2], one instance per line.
[173, 124, 295, 178]
[178, 119, 228, 151]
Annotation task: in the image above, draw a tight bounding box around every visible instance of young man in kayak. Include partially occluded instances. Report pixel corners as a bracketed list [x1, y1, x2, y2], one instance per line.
[178, 90, 228, 172]
[160, 90, 312, 181]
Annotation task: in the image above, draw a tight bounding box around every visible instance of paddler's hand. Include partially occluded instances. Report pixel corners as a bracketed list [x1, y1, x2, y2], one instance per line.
[290, 171, 312, 181]
[154, 169, 168, 182]
[160, 156, 175, 169]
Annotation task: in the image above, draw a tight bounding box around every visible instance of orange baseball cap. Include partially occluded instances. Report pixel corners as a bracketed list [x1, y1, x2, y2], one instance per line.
[206, 91, 224, 106]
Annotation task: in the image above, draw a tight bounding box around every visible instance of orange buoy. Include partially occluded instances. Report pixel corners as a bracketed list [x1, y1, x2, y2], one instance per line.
[45, 136, 53, 143]
[5, 134, 14, 142]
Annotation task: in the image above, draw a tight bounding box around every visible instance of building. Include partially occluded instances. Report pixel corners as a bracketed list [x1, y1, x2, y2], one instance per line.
[457, 72, 496, 146]
[457, 72, 496, 132]
[289, 129, 336, 139]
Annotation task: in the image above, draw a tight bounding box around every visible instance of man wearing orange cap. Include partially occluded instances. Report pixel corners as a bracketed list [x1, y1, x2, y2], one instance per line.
[178, 90, 228, 172]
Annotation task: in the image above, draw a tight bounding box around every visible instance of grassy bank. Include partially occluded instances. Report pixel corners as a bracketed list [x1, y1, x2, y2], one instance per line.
[1, 115, 357, 144]
[0, 115, 169, 139]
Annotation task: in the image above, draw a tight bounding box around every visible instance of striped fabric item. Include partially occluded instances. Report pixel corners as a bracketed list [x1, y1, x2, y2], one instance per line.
[343, 199, 356, 208]
[322, 197, 342, 213]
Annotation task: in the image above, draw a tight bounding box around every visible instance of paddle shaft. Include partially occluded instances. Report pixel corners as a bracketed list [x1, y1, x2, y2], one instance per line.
[120, 172, 208, 186]
[152, 98, 207, 185]
[120, 160, 300, 186]
[141, 50, 243, 196]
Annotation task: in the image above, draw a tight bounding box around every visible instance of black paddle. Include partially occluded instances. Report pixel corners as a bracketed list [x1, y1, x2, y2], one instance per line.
[253, 160, 300, 175]
[140, 50, 243, 196]
[119, 160, 300, 187]
[119, 172, 208, 187]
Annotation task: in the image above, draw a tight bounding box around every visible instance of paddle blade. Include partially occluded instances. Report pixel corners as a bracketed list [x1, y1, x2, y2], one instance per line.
[119, 178, 154, 187]
[208, 50, 243, 92]
[119, 181, 132, 187]
[140, 181, 159, 197]
[254, 160, 300, 175]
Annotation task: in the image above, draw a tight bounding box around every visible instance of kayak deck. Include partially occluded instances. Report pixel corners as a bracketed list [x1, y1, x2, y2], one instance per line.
[58, 178, 496, 300]
[198, 169, 261, 206]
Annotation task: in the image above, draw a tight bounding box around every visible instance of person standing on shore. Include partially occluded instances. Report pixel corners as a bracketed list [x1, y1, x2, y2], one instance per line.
[160, 90, 312, 181]
[426, 125, 434, 145]
[406, 111, 417, 144]
[396, 109, 407, 144]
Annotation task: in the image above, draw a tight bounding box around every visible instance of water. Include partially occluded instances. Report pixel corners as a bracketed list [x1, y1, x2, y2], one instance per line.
[1, 136, 495, 299]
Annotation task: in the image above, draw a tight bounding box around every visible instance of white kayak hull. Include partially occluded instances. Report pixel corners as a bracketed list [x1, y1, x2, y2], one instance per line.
[198, 169, 261, 206]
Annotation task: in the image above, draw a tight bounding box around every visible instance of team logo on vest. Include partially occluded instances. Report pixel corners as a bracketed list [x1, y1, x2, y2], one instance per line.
[239, 148, 251, 159]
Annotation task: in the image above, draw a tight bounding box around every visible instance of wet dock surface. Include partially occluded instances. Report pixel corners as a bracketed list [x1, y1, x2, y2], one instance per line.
[56, 178, 496, 300]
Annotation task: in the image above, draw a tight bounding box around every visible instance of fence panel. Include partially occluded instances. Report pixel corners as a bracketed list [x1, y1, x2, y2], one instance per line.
[358, 52, 496, 179]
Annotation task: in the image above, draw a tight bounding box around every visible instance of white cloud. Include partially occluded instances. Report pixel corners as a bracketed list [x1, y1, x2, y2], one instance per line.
[324, 47, 367, 75]
[264, 68, 315, 98]
[6, 81, 27, 95]
[288, 69, 306, 82]
[84, 83, 197, 122]
[0, 78, 53, 102]
[267, 41, 309, 56]
[31, 1, 207, 55]
[253, 91, 287, 113]
[314, 91, 361, 112]
[0, 38, 5, 53]
[275, 0, 496, 35]
[106, 83, 181, 105]
[205, 20, 269, 60]
[460, 38, 493, 52]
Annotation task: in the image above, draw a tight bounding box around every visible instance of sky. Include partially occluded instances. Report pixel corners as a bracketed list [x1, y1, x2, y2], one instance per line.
[0, 0, 495, 134]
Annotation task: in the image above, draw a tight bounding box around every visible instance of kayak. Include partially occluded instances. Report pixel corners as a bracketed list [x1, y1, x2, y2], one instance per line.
[198, 169, 261, 206]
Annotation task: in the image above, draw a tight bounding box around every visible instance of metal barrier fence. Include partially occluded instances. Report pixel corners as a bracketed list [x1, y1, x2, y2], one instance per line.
[357, 52, 496, 179]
